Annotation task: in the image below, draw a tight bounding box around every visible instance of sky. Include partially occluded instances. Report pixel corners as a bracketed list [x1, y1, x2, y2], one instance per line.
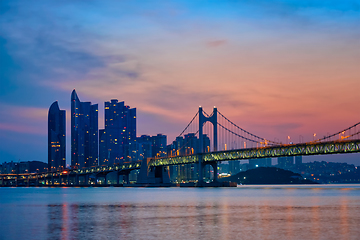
[1, 0, 360, 165]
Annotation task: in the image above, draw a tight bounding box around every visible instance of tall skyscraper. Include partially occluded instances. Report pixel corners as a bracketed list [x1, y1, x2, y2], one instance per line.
[151, 134, 167, 158]
[71, 89, 98, 168]
[48, 101, 66, 171]
[99, 99, 136, 165]
[99, 129, 108, 165]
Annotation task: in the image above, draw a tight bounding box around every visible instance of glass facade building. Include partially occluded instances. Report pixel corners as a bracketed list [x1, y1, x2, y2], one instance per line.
[99, 99, 136, 165]
[128, 134, 167, 162]
[71, 90, 98, 168]
[48, 101, 66, 171]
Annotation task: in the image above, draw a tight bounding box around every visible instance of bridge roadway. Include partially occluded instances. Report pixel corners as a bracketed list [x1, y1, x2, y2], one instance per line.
[1, 139, 360, 186]
[0, 161, 141, 186]
[150, 139, 360, 166]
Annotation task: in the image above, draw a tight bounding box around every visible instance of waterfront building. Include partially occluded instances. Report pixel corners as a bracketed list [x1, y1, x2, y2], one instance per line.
[99, 99, 136, 165]
[99, 129, 108, 165]
[48, 101, 66, 171]
[249, 158, 272, 169]
[295, 155, 303, 166]
[151, 134, 167, 158]
[71, 90, 98, 168]
[218, 162, 229, 174]
[128, 134, 167, 162]
[228, 160, 241, 175]
[0, 161, 48, 174]
[0, 161, 17, 174]
[278, 156, 294, 169]
[167, 133, 210, 182]
[128, 135, 152, 162]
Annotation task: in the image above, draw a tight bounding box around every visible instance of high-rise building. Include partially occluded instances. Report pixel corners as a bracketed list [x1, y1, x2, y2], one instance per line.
[128, 135, 152, 162]
[99, 99, 136, 165]
[151, 134, 167, 158]
[99, 129, 109, 165]
[128, 134, 167, 163]
[71, 90, 98, 168]
[48, 101, 66, 171]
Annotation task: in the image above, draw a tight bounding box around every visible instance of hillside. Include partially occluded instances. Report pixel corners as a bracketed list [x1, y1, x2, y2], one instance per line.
[220, 167, 317, 184]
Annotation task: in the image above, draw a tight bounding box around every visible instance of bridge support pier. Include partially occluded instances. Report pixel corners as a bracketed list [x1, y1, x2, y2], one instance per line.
[81, 174, 89, 185]
[210, 162, 218, 182]
[85, 174, 90, 185]
[94, 175, 98, 184]
[199, 161, 218, 185]
[198, 155, 204, 185]
[116, 173, 120, 185]
[75, 175, 79, 185]
[137, 157, 170, 185]
[124, 174, 130, 184]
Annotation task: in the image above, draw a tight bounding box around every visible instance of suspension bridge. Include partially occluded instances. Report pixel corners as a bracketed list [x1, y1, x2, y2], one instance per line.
[146, 106, 360, 185]
[1, 107, 360, 186]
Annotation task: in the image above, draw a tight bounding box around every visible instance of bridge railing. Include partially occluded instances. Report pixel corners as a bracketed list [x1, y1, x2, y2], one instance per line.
[0, 161, 142, 179]
[149, 139, 360, 166]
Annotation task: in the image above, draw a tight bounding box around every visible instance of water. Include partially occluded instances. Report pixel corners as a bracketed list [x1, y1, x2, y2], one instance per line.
[1, 185, 360, 240]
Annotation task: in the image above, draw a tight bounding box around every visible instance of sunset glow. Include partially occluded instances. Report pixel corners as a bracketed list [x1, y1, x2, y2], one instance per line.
[1, 0, 360, 164]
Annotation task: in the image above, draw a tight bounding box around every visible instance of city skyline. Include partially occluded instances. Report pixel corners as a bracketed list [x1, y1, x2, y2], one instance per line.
[1, 1, 360, 165]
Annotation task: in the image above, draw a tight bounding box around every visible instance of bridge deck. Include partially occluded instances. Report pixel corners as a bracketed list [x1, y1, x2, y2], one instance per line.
[2, 140, 360, 178]
[150, 139, 360, 166]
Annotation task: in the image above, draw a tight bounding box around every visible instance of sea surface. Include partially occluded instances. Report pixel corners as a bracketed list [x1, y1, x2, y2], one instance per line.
[1, 185, 360, 240]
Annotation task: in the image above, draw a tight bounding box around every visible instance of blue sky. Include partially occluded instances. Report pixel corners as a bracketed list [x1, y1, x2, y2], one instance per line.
[1, 0, 360, 165]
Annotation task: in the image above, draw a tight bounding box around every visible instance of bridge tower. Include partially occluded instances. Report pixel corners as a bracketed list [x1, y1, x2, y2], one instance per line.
[198, 106, 218, 184]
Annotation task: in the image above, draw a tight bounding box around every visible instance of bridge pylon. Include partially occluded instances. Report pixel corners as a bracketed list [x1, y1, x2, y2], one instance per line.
[198, 106, 218, 184]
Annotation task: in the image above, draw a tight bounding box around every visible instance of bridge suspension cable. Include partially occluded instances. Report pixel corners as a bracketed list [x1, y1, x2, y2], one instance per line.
[166, 110, 200, 158]
[217, 111, 280, 145]
[217, 121, 260, 144]
[313, 121, 360, 143]
[177, 111, 199, 137]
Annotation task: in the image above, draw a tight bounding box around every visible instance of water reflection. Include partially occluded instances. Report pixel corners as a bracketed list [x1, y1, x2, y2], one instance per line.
[2, 186, 360, 240]
[44, 202, 360, 240]
[340, 198, 349, 239]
